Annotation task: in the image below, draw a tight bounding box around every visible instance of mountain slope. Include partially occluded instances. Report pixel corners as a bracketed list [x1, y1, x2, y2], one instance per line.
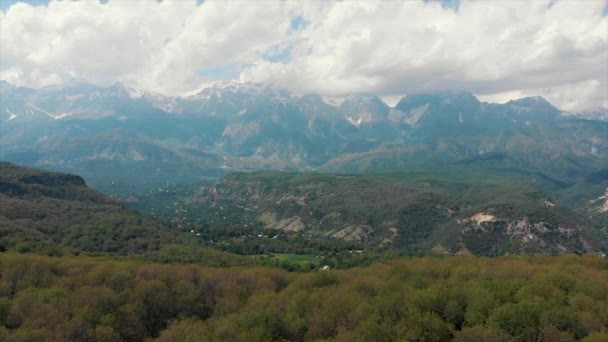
[1, 80, 606, 195]
[0, 162, 176, 253]
[319, 119, 608, 183]
[145, 170, 607, 256]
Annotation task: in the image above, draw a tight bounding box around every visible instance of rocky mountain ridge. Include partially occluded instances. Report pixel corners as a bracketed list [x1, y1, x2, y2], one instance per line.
[1, 80, 606, 196]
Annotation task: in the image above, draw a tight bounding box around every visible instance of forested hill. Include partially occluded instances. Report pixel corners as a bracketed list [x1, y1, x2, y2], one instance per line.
[0, 253, 606, 341]
[0, 161, 175, 254]
[3, 162, 606, 259]
[134, 170, 608, 256]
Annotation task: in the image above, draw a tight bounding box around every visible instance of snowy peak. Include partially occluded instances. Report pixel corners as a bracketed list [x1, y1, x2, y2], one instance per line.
[394, 91, 479, 112]
[506, 96, 559, 114]
[393, 91, 481, 130]
[189, 81, 289, 101]
[564, 107, 608, 122]
[1, 79, 597, 128]
[342, 94, 387, 106]
[340, 94, 390, 126]
[0, 81, 152, 121]
[507, 95, 551, 106]
[437, 91, 480, 105]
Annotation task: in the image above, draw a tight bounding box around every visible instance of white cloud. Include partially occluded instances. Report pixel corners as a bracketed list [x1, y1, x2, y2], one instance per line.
[0, 0, 293, 95]
[1, 0, 606, 110]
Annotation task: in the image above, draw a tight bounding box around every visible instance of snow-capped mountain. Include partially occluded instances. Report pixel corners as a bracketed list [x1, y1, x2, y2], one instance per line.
[563, 107, 608, 122]
[339, 94, 390, 126]
[1, 80, 161, 122]
[1, 79, 606, 195]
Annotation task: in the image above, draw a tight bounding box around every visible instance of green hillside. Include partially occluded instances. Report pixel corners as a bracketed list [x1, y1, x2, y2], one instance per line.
[0, 162, 375, 270]
[130, 169, 608, 256]
[0, 253, 606, 341]
[0, 161, 178, 254]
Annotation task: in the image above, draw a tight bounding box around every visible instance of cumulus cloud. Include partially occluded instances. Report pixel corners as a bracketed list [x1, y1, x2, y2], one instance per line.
[1, 0, 606, 110]
[241, 0, 608, 110]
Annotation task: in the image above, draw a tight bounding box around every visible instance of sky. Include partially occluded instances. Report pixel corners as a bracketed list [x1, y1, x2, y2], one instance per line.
[0, 0, 607, 110]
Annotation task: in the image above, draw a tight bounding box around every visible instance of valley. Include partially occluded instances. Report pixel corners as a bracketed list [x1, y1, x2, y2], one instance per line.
[2, 80, 606, 259]
[127, 169, 608, 257]
[2, 1, 607, 341]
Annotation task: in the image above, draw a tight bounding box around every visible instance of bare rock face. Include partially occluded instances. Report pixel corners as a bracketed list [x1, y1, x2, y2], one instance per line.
[275, 216, 307, 232]
[588, 187, 608, 213]
[331, 225, 374, 242]
[507, 218, 532, 235]
[471, 213, 497, 225]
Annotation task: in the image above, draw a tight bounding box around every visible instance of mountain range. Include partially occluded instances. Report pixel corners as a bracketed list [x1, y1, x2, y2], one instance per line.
[1, 80, 606, 199]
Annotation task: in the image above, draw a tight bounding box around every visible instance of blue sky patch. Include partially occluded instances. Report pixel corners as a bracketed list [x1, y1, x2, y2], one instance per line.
[197, 64, 246, 80]
[0, 0, 48, 11]
[0, 0, 115, 11]
[260, 44, 294, 64]
[290, 15, 310, 32]
[423, 0, 460, 12]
